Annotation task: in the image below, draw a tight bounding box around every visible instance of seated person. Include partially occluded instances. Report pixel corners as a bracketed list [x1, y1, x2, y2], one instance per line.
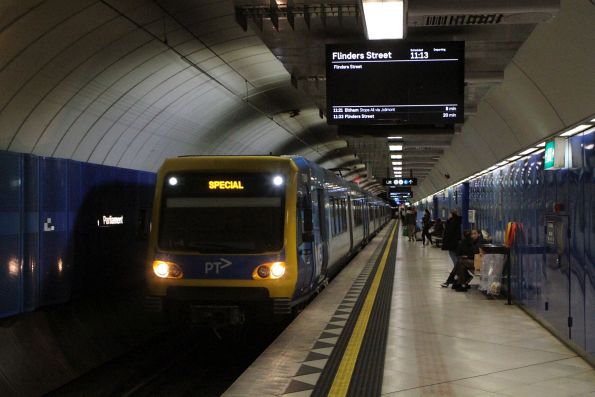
[429, 218, 444, 242]
[440, 229, 485, 291]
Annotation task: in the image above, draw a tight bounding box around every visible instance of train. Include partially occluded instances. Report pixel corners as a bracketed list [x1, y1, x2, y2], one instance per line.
[145, 155, 391, 325]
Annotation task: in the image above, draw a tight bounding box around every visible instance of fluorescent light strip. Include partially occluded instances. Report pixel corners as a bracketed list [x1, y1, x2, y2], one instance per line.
[560, 124, 591, 137]
[362, 0, 404, 40]
[389, 145, 403, 151]
[536, 142, 546, 147]
[387, 136, 403, 140]
[391, 154, 402, 159]
[519, 147, 539, 156]
[506, 155, 521, 162]
[392, 161, 402, 165]
[496, 161, 508, 166]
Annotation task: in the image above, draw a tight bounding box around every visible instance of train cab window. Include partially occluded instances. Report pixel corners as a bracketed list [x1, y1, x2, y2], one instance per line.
[158, 172, 285, 253]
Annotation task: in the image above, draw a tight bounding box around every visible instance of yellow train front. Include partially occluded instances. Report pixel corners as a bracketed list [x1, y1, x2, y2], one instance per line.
[146, 155, 390, 325]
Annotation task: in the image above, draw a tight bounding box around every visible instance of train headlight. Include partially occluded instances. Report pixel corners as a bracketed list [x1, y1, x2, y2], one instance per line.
[152, 260, 183, 279]
[257, 265, 270, 278]
[253, 262, 286, 279]
[272, 175, 284, 186]
[270, 262, 286, 278]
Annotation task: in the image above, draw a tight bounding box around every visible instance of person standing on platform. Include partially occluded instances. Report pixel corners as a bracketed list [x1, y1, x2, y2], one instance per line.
[405, 208, 417, 241]
[441, 209, 462, 264]
[421, 209, 432, 246]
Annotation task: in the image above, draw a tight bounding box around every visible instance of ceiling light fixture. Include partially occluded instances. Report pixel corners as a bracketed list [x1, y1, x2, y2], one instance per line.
[389, 145, 403, 151]
[506, 155, 521, 162]
[519, 147, 539, 156]
[362, 0, 406, 40]
[391, 154, 403, 159]
[387, 136, 403, 140]
[392, 161, 402, 165]
[559, 124, 591, 137]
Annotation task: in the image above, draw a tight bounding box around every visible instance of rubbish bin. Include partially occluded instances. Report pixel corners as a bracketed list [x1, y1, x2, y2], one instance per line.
[479, 244, 509, 297]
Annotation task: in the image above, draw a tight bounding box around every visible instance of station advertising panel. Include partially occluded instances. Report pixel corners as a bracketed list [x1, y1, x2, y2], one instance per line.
[326, 41, 465, 125]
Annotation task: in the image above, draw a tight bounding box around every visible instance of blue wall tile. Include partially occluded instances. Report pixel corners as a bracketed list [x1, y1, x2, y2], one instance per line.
[0, 152, 23, 317]
[0, 150, 155, 319]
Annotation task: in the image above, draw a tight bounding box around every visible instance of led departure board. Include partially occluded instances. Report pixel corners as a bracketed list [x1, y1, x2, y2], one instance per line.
[326, 41, 465, 125]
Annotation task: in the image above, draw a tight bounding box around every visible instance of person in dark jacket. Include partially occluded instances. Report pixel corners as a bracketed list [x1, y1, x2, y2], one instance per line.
[441, 229, 485, 290]
[421, 209, 432, 246]
[430, 218, 444, 240]
[441, 209, 462, 265]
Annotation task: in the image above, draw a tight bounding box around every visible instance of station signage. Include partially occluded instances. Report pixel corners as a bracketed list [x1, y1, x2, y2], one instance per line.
[389, 186, 412, 193]
[97, 215, 124, 228]
[544, 138, 567, 170]
[383, 178, 417, 186]
[544, 141, 555, 169]
[389, 191, 413, 199]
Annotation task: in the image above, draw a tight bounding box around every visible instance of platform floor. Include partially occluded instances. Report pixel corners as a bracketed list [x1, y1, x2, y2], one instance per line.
[382, 229, 595, 396]
[224, 223, 595, 397]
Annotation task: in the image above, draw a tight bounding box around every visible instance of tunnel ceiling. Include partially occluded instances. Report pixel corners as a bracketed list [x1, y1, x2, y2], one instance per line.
[2, 0, 589, 197]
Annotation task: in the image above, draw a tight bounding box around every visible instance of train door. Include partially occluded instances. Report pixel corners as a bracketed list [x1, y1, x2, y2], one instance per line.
[316, 188, 329, 276]
[363, 198, 370, 241]
[347, 196, 354, 251]
[297, 182, 315, 295]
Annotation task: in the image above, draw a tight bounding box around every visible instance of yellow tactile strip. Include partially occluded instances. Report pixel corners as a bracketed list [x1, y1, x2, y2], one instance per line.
[282, 222, 398, 397]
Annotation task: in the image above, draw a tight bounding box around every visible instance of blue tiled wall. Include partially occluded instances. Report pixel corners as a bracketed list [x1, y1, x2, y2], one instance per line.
[418, 132, 593, 359]
[468, 132, 593, 359]
[0, 151, 155, 319]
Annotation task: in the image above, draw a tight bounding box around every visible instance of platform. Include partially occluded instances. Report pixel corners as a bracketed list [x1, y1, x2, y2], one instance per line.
[223, 221, 595, 397]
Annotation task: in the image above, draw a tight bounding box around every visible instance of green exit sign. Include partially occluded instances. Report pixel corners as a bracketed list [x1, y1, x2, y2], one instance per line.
[544, 138, 567, 170]
[544, 140, 555, 169]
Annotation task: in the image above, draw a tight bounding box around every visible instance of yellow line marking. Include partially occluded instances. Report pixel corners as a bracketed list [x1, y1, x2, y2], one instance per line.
[328, 221, 398, 397]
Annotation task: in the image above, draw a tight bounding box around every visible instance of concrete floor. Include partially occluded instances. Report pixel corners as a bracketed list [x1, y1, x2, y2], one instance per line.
[224, 223, 595, 396]
[382, 230, 595, 396]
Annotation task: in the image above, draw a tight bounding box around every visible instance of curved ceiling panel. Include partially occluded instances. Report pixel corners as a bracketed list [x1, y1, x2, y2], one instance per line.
[416, 0, 594, 198]
[0, 0, 368, 183]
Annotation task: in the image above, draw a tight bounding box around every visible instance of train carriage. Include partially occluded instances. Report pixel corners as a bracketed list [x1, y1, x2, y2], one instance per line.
[146, 156, 390, 325]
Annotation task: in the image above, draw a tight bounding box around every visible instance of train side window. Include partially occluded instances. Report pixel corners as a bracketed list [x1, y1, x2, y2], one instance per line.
[340, 198, 347, 233]
[331, 197, 338, 236]
[354, 199, 363, 226]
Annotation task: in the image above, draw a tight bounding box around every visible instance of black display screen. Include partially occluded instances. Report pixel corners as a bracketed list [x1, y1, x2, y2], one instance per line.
[326, 41, 464, 125]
